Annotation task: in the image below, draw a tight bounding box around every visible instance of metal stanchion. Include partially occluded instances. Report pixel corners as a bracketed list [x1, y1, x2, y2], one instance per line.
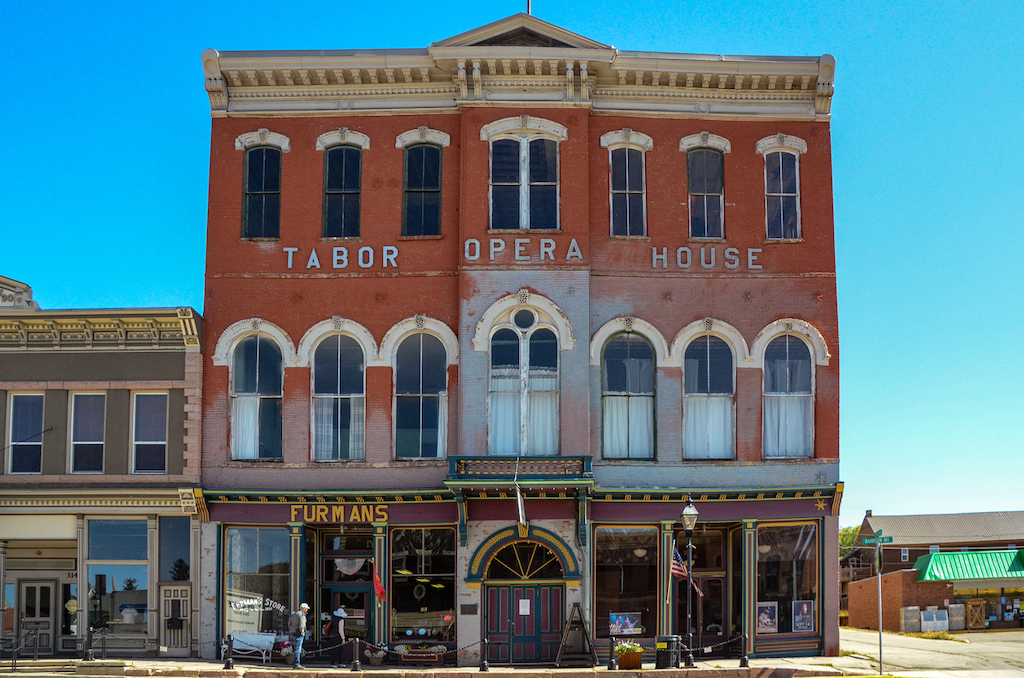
[479, 637, 489, 672]
[223, 634, 234, 670]
[739, 633, 749, 668]
[33, 629, 40, 661]
[100, 630, 107, 660]
[84, 627, 95, 661]
[350, 638, 361, 671]
[607, 635, 618, 670]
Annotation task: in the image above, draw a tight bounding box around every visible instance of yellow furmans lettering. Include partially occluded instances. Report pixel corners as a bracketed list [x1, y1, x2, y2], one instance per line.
[289, 503, 390, 523]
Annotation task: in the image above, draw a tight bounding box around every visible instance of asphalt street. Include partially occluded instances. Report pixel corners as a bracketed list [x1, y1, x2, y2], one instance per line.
[838, 626, 1024, 677]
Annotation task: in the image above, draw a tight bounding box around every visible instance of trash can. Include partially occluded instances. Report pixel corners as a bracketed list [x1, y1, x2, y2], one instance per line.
[654, 635, 680, 669]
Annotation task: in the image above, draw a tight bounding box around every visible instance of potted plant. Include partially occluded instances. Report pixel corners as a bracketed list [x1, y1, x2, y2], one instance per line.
[364, 644, 388, 666]
[615, 640, 643, 669]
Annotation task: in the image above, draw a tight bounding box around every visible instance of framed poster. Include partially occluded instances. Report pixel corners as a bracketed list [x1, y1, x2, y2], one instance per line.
[609, 612, 643, 635]
[756, 602, 778, 633]
[792, 600, 815, 632]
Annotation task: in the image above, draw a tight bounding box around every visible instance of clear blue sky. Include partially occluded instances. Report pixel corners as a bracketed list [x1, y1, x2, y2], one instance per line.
[3, 1, 1022, 527]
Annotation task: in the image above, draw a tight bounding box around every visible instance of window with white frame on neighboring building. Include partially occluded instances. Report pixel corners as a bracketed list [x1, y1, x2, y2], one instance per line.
[683, 335, 735, 459]
[132, 393, 168, 473]
[687, 148, 724, 238]
[488, 309, 559, 456]
[243, 147, 282, 239]
[312, 335, 365, 460]
[8, 393, 44, 474]
[231, 335, 283, 459]
[764, 151, 800, 239]
[395, 333, 447, 458]
[71, 393, 105, 473]
[762, 335, 813, 458]
[323, 145, 362, 238]
[403, 144, 443, 236]
[930, 545, 939, 553]
[901, 548, 909, 562]
[601, 333, 654, 458]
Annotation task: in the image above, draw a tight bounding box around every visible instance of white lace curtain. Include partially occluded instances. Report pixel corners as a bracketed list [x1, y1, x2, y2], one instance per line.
[602, 396, 654, 458]
[683, 396, 733, 459]
[762, 394, 812, 457]
[232, 397, 259, 459]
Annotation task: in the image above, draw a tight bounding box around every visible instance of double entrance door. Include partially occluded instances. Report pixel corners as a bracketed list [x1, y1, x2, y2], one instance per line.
[484, 584, 564, 665]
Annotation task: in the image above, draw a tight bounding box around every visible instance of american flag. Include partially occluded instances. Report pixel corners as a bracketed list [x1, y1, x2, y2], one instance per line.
[671, 546, 688, 578]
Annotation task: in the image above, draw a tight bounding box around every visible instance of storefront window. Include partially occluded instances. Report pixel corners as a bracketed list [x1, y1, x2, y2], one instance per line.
[3, 583, 15, 637]
[62, 583, 78, 635]
[86, 520, 149, 634]
[90, 520, 147, 560]
[675, 530, 724, 570]
[159, 516, 190, 582]
[390, 528, 456, 643]
[756, 523, 818, 635]
[594, 527, 658, 638]
[224, 527, 289, 634]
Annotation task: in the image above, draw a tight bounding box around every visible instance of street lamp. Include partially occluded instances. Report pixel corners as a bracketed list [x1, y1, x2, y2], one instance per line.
[680, 497, 699, 668]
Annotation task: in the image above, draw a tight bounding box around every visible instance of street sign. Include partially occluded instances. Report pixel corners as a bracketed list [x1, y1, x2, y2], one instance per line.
[874, 530, 883, 538]
[863, 537, 893, 545]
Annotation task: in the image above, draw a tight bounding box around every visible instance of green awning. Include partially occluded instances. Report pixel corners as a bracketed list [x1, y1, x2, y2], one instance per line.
[914, 550, 1024, 582]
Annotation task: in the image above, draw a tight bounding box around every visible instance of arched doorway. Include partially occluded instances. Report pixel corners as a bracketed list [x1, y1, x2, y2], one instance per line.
[483, 540, 565, 664]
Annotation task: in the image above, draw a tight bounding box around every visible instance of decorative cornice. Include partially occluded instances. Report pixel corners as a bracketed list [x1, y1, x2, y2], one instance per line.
[599, 128, 653, 152]
[0, 488, 186, 513]
[315, 128, 371, 151]
[679, 131, 732, 153]
[395, 127, 451, 148]
[755, 133, 808, 156]
[0, 309, 201, 352]
[234, 128, 290, 152]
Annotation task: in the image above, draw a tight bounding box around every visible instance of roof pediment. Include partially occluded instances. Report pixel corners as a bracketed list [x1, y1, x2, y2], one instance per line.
[432, 14, 611, 51]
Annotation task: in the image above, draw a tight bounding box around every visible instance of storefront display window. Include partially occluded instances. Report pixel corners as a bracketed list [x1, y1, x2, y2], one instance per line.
[89, 520, 147, 561]
[594, 527, 657, 637]
[3, 583, 14, 637]
[224, 527, 289, 634]
[86, 520, 149, 633]
[62, 583, 78, 635]
[756, 523, 818, 634]
[390, 528, 456, 642]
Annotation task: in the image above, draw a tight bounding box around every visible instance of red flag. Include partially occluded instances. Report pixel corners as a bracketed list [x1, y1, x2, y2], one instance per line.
[672, 546, 703, 597]
[372, 563, 386, 602]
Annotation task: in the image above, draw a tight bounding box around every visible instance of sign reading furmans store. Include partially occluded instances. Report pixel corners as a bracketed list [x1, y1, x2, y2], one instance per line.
[291, 503, 389, 523]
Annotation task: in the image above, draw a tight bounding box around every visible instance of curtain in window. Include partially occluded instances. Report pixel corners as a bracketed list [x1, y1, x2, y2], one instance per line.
[313, 398, 334, 460]
[232, 397, 259, 459]
[683, 396, 733, 459]
[601, 396, 653, 458]
[763, 395, 812, 457]
[488, 366, 520, 455]
[528, 368, 558, 455]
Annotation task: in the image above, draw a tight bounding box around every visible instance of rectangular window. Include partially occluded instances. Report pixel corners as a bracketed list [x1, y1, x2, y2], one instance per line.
[243, 147, 282, 238]
[930, 545, 939, 554]
[133, 393, 167, 473]
[490, 137, 558, 230]
[323, 146, 361, 237]
[687, 149, 724, 238]
[610, 147, 645, 236]
[71, 394, 105, 473]
[389, 528, 456, 643]
[594, 527, 658, 638]
[159, 516, 191, 582]
[86, 520, 149, 634]
[765, 151, 800, 239]
[403, 145, 442, 236]
[9, 394, 44, 474]
[901, 548, 909, 562]
[756, 523, 818, 635]
[224, 527, 290, 635]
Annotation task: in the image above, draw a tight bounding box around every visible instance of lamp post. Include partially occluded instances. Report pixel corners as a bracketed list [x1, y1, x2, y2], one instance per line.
[680, 497, 699, 668]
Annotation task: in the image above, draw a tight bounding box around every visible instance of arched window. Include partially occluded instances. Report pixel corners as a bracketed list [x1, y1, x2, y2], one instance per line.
[395, 333, 447, 458]
[231, 335, 283, 459]
[683, 336, 734, 459]
[403, 144, 443, 236]
[323, 145, 362, 237]
[243, 147, 281, 238]
[482, 116, 566, 231]
[486, 541, 564, 580]
[488, 309, 558, 456]
[601, 333, 654, 458]
[763, 335, 813, 458]
[312, 335, 365, 460]
[687, 148, 724, 238]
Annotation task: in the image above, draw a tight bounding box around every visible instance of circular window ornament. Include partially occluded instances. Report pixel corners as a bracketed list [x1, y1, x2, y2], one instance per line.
[514, 309, 535, 329]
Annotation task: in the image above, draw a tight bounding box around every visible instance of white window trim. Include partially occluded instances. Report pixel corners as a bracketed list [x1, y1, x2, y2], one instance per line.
[472, 289, 575, 352]
[235, 128, 291, 152]
[749, 319, 830, 368]
[669, 318, 751, 367]
[396, 128, 451, 148]
[679, 132, 732, 154]
[6, 391, 44, 475]
[131, 392, 168, 475]
[590, 317, 670, 366]
[297, 317, 382, 367]
[69, 392, 105, 474]
[757, 135, 806, 242]
[901, 548, 909, 562]
[315, 128, 370, 151]
[487, 319, 561, 457]
[755, 133, 808, 156]
[482, 115, 566, 231]
[378, 316, 459, 368]
[212, 318, 299, 367]
[601, 131, 651, 238]
[307, 334, 368, 463]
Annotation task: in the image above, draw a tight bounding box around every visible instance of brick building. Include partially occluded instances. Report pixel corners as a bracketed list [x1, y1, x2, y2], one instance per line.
[196, 15, 841, 662]
[0, 276, 203, 657]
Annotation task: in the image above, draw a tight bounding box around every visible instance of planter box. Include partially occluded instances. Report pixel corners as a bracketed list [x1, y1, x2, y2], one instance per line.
[399, 651, 444, 667]
[618, 652, 642, 670]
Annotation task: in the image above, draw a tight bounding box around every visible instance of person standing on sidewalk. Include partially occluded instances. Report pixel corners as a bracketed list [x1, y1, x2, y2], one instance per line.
[328, 606, 348, 668]
[288, 603, 310, 669]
